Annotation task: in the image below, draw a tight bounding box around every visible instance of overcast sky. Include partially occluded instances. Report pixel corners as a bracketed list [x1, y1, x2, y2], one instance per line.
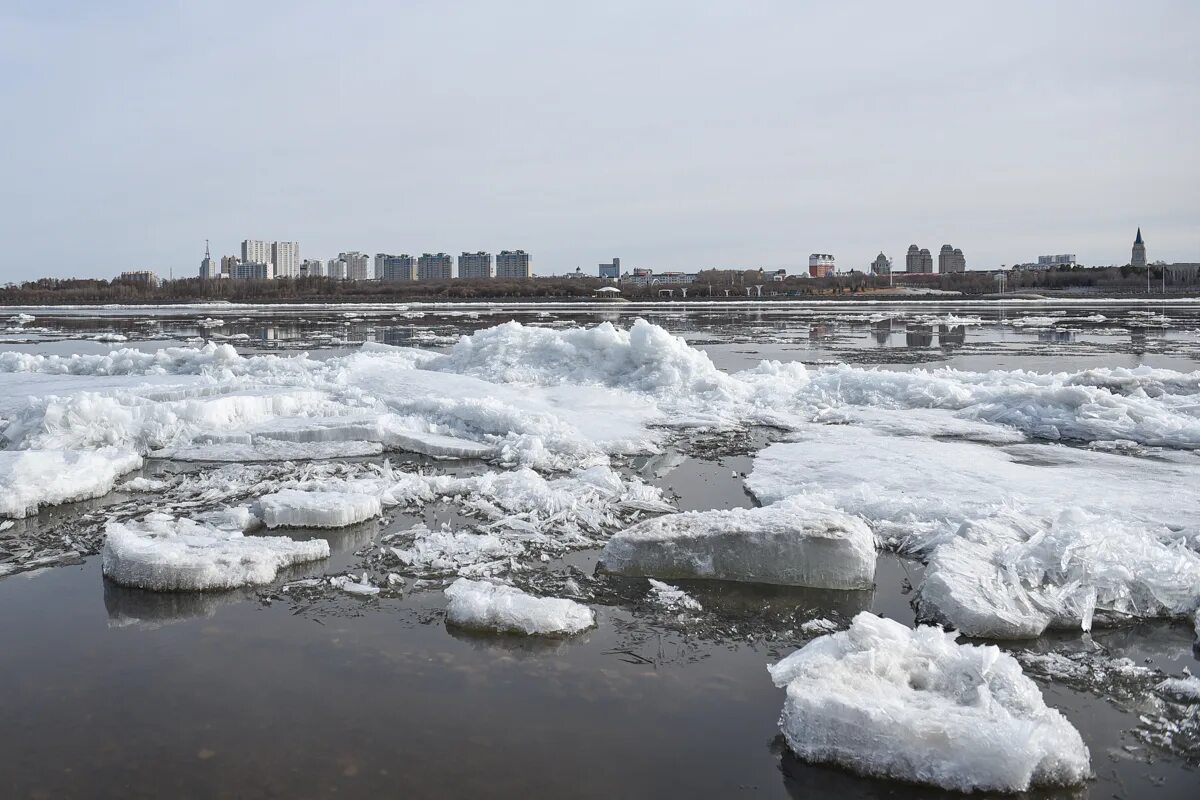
[3, 0, 1197, 280]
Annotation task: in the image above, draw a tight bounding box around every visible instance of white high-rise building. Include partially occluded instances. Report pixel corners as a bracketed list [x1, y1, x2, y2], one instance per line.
[241, 239, 272, 268]
[273, 241, 300, 278]
[301, 259, 325, 277]
[327, 258, 348, 280]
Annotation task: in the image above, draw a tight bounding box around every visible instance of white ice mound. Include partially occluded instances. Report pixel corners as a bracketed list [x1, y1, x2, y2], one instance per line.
[444, 578, 595, 636]
[768, 613, 1091, 793]
[599, 497, 875, 589]
[430, 319, 734, 394]
[0, 447, 143, 518]
[102, 514, 330, 591]
[258, 489, 382, 529]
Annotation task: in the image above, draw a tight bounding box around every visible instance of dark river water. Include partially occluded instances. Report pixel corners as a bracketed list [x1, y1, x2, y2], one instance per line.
[1, 301, 1198, 798]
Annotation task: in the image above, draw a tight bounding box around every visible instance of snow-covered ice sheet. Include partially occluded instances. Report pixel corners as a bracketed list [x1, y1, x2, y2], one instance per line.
[0, 447, 143, 518]
[600, 497, 875, 589]
[101, 514, 329, 591]
[747, 426, 1200, 637]
[258, 489, 382, 528]
[444, 578, 595, 636]
[768, 613, 1091, 792]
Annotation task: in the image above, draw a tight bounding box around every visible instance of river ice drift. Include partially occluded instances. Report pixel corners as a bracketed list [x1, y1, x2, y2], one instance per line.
[1, 301, 1198, 798]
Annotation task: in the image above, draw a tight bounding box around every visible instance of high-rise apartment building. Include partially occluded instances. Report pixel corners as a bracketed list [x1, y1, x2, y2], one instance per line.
[458, 251, 494, 279]
[241, 239, 272, 268]
[496, 250, 531, 279]
[907, 245, 934, 273]
[300, 259, 324, 277]
[231, 261, 271, 280]
[273, 241, 300, 278]
[220, 255, 238, 277]
[905, 245, 921, 273]
[1131, 228, 1147, 268]
[599, 258, 621, 279]
[417, 253, 453, 280]
[339, 252, 371, 281]
[938, 245, 966, 273]
[327, 258, 347, 280]
[376, 254, 417, 281]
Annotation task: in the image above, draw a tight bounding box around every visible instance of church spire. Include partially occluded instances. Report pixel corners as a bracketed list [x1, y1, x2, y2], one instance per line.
[1135, 227, 1143, 245]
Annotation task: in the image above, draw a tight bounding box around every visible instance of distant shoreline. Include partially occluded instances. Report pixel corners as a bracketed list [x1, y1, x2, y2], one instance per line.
[6, 294, 1200, 313]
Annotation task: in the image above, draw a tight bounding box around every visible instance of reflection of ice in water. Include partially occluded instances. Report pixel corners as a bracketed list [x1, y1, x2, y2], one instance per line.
[103, 577, 255, 629]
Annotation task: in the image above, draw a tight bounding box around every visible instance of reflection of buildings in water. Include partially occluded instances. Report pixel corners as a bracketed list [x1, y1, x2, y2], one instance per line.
[380, 327, 417, 346]
[1036, 330, 1074, 344]
[1130, 327, 1147, 353]
[905, 324, 933, 347]
[938, 325, 966, 347]
[871, 319, 892, 345]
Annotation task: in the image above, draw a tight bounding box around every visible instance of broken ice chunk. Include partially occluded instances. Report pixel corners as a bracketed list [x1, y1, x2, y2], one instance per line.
[598, 497, 875, 589]
[768, 613, 1091, 793]
[101, 514, 329, 591]
[257, 489, 382, 529]
[799, 617, 838, 636]
[1157, 674, 1200, 702]
[330, 573, 381, 596]
[0, 447, 143, 518]
[444, 578, 595, 636]
[647, 579, 701, 611]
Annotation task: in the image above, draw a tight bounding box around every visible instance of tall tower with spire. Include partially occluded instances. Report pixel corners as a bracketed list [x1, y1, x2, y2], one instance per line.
[1131, 227, 1147, 268]
[200, 239, 217, 279]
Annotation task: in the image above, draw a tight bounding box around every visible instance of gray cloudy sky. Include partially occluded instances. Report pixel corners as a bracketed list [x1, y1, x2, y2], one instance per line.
[3, 0, 1197, 280]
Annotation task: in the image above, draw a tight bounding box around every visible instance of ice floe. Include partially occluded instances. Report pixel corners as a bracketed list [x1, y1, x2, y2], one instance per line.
[444, 578, 595, 636]
[599, 497, 875, 589]
[769, 613, 1091, 792]
[747, 426, 1200, 636]
[101, 514, 329, 591]
[257, 489, 383, 528]
[0, 447, 143, 518]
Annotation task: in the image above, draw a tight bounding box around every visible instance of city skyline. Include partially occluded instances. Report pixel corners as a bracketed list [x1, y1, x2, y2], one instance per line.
[3, 1, 1197, 282]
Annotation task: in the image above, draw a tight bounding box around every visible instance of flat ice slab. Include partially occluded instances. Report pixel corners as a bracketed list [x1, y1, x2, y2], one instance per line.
[444, 578, 595, 636]
[258, 489, 382, 529]
[769, 613, 1091, 793]
[599, 498, 875, 589]
[383, 429, 493, 459]
[102, 513, 330, 591]
[0, 447, 143, 518]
